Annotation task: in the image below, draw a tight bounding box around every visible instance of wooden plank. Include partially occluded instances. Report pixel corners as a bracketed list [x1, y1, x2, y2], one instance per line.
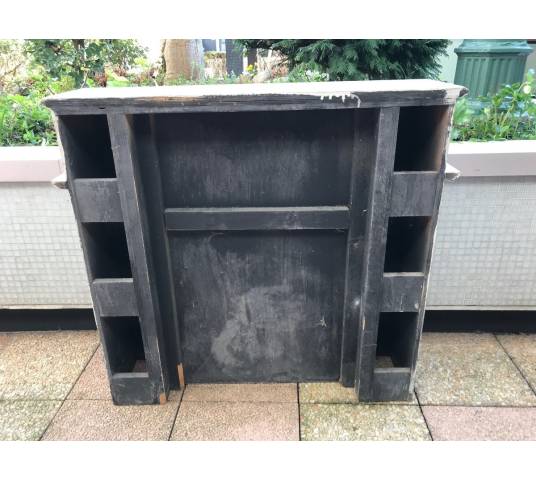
[354, 107, 400, 402]
[165, 206, 350, 231]
[156, 110, 354, 209]
[110, 372, 161, 405]
[73, 179, 122, 223]
[43, 80, 467, 115]
[371, 368, 412, 402]
[390, 172, 439, 217]
[381, 273, 425, 312]
[339, 109, 379, 386]
[107, 113, 169, 405]
[131, 115, 183, 389]
[170, 230, 346, 383]
[92, 278, 138, 317]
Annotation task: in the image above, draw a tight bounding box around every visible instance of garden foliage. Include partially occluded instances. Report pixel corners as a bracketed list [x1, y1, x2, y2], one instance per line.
[452, 70, 536, 141]
[236, 40, 450, 81]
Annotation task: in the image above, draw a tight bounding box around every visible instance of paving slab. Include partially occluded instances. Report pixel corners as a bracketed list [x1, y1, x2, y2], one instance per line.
[423, 406, 536, 440]
[0, 400, 61, 441]
[68, 346, 111, 400]
[42, 395, 180, 441]
[0, 334, 10, 352]
[0, 331, 99, 400]
[171, 401, 299, 441]
[415, 333, 536, 406]
[496, 334, 536, 393]
[300, 404, 430, 441]
[299, 382, 417, 405]
[183, 383, 297, 403]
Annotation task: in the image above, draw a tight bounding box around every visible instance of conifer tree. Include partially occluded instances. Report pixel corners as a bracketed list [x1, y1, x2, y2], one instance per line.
[237, 40, 450, 81]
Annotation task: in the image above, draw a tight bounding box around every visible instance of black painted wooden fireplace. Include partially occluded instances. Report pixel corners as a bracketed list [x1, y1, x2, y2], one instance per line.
[44, 80, 466, 405]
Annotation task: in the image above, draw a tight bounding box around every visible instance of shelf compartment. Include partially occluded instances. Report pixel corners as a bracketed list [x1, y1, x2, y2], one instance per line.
[92, 278, 138, 317]
[59, 115, 116, 179]
[372, 367, 412, 401]
[394, 105, 450, 172]
[100, 316, 147, 374]
[390, 172, 438, 217]
[73, 179, 122, 223]
[381, 273, 424, 312]
[383, 217, 431, 273]
[375, 312, 419, 369]
[82, 223, 132, 279]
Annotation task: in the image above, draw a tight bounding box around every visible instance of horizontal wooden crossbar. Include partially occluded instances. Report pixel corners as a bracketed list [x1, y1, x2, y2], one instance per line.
[381, 272, 425, 312]
[92, 278, 138, 317]
[73, 178, 123, 223]
[165, 206, 350, 231]
[390, 171, 439, 217]
[372, 367, 412, 401]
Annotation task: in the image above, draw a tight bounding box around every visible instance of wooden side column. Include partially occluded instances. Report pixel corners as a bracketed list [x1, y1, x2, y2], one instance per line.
[340, 108, 380, 386]
[107, 114, 169, 404]
[354, 107, 400, 400]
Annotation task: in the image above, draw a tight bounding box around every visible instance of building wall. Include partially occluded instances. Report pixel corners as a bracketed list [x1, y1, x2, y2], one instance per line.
[427, 177, 536, 308]
[0, 183, 90, 308]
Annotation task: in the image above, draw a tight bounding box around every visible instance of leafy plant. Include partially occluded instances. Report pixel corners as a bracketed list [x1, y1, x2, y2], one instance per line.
[452, 70, 536, 141]
[0, 40, 27, 92]
[24, 39, 147, 88]
[236, 40, 449, 81]
[0, 92, 56, 146]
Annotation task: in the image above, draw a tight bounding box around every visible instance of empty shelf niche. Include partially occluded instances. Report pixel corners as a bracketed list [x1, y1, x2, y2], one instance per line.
[59, 115, 116, 178]
[383, 216, 431, 273]
[82, 223, 132, 279]
[394, 106, 450, 172]
[101, 317, 147, 374]
[375, 312, 419, 369]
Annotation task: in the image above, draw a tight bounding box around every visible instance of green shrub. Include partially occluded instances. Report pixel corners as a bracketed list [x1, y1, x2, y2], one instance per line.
[0, 92, 56, 146]
[236, 40, 450, 81]
[452, 70, 536, 141]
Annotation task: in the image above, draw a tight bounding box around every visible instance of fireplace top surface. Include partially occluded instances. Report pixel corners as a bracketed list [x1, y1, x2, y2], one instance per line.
[43, 79, 467, 114]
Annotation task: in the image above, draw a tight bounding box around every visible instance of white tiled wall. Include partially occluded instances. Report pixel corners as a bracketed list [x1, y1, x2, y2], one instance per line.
[427, 177, 536, 308]
[0, 183, 91, 307]
[2, 178, 536, 309]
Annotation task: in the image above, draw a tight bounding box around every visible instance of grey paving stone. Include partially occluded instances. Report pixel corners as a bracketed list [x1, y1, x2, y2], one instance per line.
[497, 334, 536, 393]
[0, 400, 61, 441]
[42, 397, 180, 441]
[300, 404, 430, 441]
[68, 346, 111, 400]
[423, 406, 536, 440]
[299, 382, 417, 405]
[171, 401, 299, 441]
[183, 383, 297, 403]
[0, 331, 99, 400]
[415, 333, 536, 406]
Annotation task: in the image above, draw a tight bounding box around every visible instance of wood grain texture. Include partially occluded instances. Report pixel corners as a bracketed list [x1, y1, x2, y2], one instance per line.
[354, 107, 400, 401]
[43, 80, 467, 114]
[340, 108, 379, 386]
[92, 278, 138, 317]
[107, 114, 169, 404]
[165, 206, 350, 231]
[73, 179, 122, 223]
[389, 172, 438, 217]
[169, 230, 346, 383]
[381, 273, 425, 312]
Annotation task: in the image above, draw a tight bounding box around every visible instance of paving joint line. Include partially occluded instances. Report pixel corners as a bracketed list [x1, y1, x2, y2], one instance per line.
[167, 386, 186, 441]
[494, 333, 536, 397]
[415, 389, 434, 441]
[38, 342, 100, 441]
[297, 383, 301, 441]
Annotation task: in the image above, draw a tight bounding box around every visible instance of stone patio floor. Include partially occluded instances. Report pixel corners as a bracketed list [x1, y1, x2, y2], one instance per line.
[0, 330, 535, 441]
